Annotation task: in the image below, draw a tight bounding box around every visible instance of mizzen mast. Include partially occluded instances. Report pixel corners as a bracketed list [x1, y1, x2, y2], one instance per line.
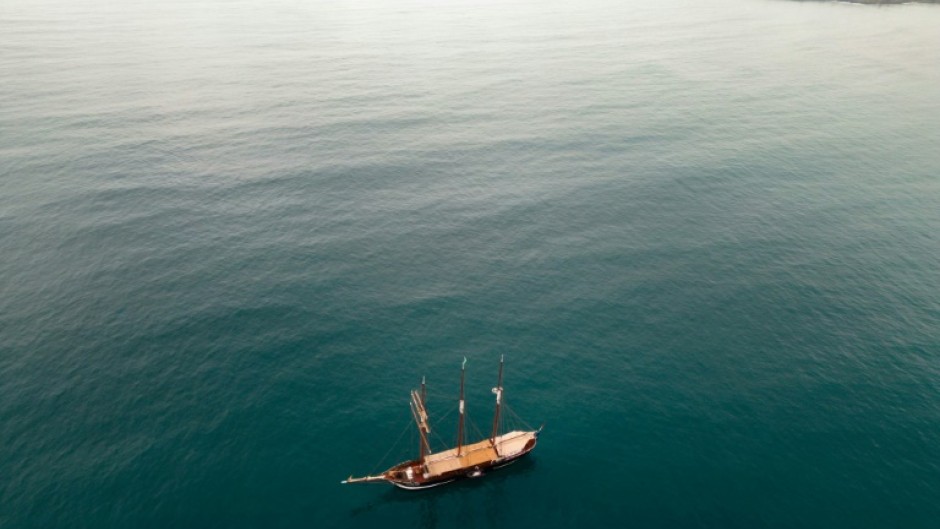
[456, 357, 467, 455]
[490, 354, 504, 445]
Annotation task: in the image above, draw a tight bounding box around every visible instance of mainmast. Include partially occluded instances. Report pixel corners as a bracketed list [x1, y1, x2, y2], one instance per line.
[490, 355, 504, 445]
[456, 357, 467, 455]
[410, 380, 431, 460]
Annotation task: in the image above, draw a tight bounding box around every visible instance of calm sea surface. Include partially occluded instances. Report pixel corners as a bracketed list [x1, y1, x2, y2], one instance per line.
[1, 0, 939, 527]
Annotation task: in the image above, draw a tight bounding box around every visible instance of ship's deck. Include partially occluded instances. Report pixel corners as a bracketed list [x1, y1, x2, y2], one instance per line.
[423, 430, 535, 477]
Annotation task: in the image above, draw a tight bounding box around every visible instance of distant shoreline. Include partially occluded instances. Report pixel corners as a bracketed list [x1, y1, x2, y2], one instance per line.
[793, 0, 939, 4]
[796, 0, 940, 3]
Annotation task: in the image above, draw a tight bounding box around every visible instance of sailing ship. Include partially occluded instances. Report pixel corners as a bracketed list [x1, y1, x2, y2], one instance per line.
[342, 356, 542, 490]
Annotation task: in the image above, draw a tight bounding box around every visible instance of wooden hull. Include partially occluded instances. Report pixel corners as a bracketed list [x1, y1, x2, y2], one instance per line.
[390, 478, 456, 490]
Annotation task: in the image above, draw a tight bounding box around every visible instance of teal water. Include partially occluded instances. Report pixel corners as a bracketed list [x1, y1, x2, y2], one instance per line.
[2, 0, 939, 527]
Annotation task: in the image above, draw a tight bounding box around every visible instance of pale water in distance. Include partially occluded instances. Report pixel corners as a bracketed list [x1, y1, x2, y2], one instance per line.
[1, 0, 939, 527]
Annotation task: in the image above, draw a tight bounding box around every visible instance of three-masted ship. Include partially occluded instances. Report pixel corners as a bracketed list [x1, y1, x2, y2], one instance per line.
[342, 356, 541, 490]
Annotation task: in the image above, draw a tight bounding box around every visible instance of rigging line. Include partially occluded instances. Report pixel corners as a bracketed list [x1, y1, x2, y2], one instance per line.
[434, 404, 457, 426]
[370, 418, 415, 475]
[429, 425, 449, 449]
[503, 402, 535, 431]
[469, 419, 485, 442]
[428, 404, 459, 450]
[466, 412, 485, 442]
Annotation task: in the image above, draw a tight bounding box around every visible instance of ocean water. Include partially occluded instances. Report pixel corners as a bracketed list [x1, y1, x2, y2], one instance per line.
[1, 0, 939, 527]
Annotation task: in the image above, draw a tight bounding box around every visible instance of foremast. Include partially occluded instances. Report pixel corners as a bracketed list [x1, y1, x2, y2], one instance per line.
[410, 377, 431, 461]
